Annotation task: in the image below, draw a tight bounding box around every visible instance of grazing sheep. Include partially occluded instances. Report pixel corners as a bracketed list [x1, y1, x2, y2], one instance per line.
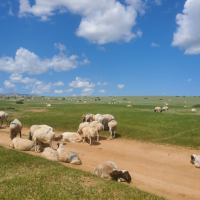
[190, 154, 200, 168]
[32, 126, 55, 153]
[154, 107, 161, 112]
[10, 137, 35, 151]
[57, 142, 82, 165]
[42, 147, 59, 161]
[82, 114, 86, 122]
[82, 126, 98, 145]
[54, 132, 82, 143]
[29, 125, 53, 141]
[77, 122, 92, 134]
[0, 111, 8, 127]
[85, 113, 94, 122]
[97, 115, 108, 131]
[161, 106, 168, 112]
[94, 161, 131, 183]
[102, 114, 115, 122]
[192, 108, 197, 112]
[126, 105, 132, 108]
[10, 119, 23, 140]
[108, 120, 117, 140]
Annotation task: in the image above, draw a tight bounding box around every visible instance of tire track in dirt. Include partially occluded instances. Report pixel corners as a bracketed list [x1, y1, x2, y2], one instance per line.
[1, 125, 200, 200]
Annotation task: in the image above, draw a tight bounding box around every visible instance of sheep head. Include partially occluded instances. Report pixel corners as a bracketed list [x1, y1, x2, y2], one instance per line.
[110, 170, 131, 183]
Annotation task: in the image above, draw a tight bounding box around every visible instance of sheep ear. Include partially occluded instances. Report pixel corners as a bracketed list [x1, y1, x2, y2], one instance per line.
[110, 170, 122, 178]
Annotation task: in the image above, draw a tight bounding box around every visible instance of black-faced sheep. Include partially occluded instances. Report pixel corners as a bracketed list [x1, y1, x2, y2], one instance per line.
[190, 154, 200, 168]
[154, 107, 161, 112]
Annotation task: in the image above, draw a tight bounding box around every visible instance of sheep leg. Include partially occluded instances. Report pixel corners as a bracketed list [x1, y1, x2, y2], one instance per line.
[113, 130, 116, 139]
[97, 132, 99, 141]
[34, 139, 38, 153]
[90, 138, 92, 146]
[5, 118, 8, 127]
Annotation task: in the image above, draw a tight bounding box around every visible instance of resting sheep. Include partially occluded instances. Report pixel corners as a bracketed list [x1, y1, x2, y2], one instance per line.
[94, 161, 131, 183]
[108, 120, 117, 140]
[57, 142, 82, 164]
[32, 126, 55, 153]
[10, 119, 23, 140]
[42, 147, 59, 161]
[154, 107, 161, 112]
[0, 111, 8, 127]
[54, 132, 82, 143]
[190, 154, 200, 168]
[10, 137, 35, 151]
[82, 126, 98, 145]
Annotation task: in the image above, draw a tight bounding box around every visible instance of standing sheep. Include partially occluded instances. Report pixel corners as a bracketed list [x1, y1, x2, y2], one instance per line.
[161, 106, 168, 112]
[82, 126, 98, 145]
[94, 161, 131, 183]
[10, 119, 23, 140]
[77, 122, 92, 134]
[29, 125, 53, 140]
[57, 142, 82, 164]
[154, 107, 161, 112]
[0, 111, 8, 127]
[108, 120, 117, 140]
[85, 113, 94, 122]
[82, 114, 86, 122]
[97, 115, 108, 131]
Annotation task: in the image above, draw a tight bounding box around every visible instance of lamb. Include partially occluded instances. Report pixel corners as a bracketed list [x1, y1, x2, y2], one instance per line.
[29, 125, 53, 141]
[154, 107, 161, 112]
[10, 137, 35, 151]
[10, 119, 23, 140]
[108, 120, 117, 140]
[190, 154, 200, 168]
[0, 111, 8, 127]
[94, 161, 131, 183]
[54, 132, 82, 143]
[32, 126, 55, 153]
[161, 106, 168, 112]
[57, 142, 82, 164]
[42, 147, 59, 161]
[82, 126, 98, 145]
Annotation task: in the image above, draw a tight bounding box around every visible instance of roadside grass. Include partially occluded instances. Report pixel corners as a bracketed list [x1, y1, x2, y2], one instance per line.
[1, 96, 200, 148]
[0, 146, 164, 200]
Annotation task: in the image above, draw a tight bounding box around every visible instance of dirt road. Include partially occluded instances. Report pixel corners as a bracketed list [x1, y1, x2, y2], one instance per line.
[1, 126, 200, 200]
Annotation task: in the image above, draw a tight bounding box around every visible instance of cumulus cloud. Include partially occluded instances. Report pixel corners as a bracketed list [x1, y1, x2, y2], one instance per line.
[18, 0, 146, 44]
[69, 77, 95, 88]
[4, 80, 16, 90]
[65, 89, 73, 92]
[54, 81, 64, 86]
[54, 43, 66, 52]
[0, 47, 89, 74]
[9, 73, 37, 84]
[97, 82, 107, 86]
[0, 88, 4, 93]
[54, 90, 63, 94]
[154, 0, 162, 6]
[172, 0, 200, 55]
[98, 89, 106, 93]
[118, 84, 124, 89]
[81, 88, 94, 96]
[151, 42, 159, 47]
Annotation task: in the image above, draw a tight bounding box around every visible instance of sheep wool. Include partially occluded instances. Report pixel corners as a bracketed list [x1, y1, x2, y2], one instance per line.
[10, 138, 34, 151]
[42, 147, 59, 161]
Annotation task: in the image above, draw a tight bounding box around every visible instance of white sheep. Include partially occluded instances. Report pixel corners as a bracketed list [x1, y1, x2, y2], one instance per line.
[126, 105, 132, 108]
[97, 115, 108, 130]
[10, 119, 23, 140]
[29, 125, 53, 140]
[91, 121, 104, 141]
[191, 108, 197, 112]
[190, 154, 200, 168]
[108, 120, 117, 140]
[42, 147, 59, 161]
[10, 137, 35, 151]
[32, 126, 55, 153]
[102, 114, 115, 122]
[54, 132, 82, 143]
[94, 161, 131, 183]
[161, 106, 168, 112]
[82, 126, 98, 145]
[94, 114, 101, 121]
[85, 113, 94, 122]
[0, 111, 8, 127]
[154, 107, 161, 112]
[77, 122, 92, 134]
[57, 142, 82, 164]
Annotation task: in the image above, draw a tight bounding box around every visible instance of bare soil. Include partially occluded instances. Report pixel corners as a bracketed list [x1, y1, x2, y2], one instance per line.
[1, 125, 200, 200]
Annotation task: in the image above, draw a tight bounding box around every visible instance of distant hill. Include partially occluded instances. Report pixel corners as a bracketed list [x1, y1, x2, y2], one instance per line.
[0, 93, 39, 97]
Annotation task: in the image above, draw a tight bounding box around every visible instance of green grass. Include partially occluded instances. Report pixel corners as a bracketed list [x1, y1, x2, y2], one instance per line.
[1, 96, 200, 148]
[0, 146, 164, 200]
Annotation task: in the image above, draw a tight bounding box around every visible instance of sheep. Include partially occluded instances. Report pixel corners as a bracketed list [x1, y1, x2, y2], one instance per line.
[91, 121, 104, 141]
[126, 105, 132, 108]
[94, 161, 131, 183]
[54, 132, 82, 143]
[82, 126, 98, 145]
[82, 114, 86, 122]
[192, 108, 197, 112]
[46, 104, 51, 107]
[108, 120, 117, 140]
[42, 147, 59, 161]
[10, 119, 23, 140]
[85, 113, 94, 122]
[154, 107, 161, 112]
[57, 142, 82, 164]
[29, 125, 53, 141]
[102, 114, 115, 122]
[10, 137, 35, 151]
[0, 111, 8, 127]
[77, 122, 92, 134]
[97, 115, 108, 130]
[94, 114, 101, 121]
[161, 106, 168, 112]
[32, 126, 55, 153]
[190, 154, 200, 168]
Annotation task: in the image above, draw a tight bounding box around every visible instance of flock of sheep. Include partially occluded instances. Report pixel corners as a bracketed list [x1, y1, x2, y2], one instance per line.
[0, 110, 132, 183]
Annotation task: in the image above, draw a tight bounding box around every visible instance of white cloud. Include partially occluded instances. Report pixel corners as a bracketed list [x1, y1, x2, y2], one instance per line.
[54, 43, 66, 51]
[54, 90, 63, 94]
[65, 89, 73, 92]
[0, 88, 4, 93]
[151, 42, 159, 47]
[187, 78, 192, 82]
[4, 80, 16, 90]
[118, 84, 124, 89]
[155, 0, 162, 6]
[9, 73, 37, 84]
[19, 0, 146, 44]
[69, 77, 95, 88]
[0, 47, 89, 74]
[98, 46, 106, 51]
[97, 82, 107, 85]
[31, 83, 52, 94]
[81, 88, 94, 96]
[98, 89, 106, 93]
[35, 81, 43, 85]
[54, 81, 64, 86]
[137, 30, 142, 37]
[172, 0, 200, 55]
[8, 1, 14, 16]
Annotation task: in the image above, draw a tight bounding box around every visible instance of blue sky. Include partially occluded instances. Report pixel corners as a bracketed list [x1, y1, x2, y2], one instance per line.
[0, 0, 199, 96]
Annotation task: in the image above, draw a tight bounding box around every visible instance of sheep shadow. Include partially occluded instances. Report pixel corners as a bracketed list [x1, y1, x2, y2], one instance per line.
[114, 133, 121, 139]
[99, 136, 107, 140]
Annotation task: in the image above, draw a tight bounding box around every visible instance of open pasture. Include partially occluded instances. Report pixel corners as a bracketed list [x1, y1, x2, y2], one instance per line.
[1, 95, 200, 148]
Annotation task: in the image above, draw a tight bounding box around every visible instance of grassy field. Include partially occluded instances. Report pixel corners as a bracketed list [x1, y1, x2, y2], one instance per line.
[0, 146, 164, 200]
[1, 95, 200, 148]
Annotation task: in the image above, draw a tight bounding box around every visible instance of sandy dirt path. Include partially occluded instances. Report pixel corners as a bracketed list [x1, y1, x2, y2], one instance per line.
[1, 125, 200, 200]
